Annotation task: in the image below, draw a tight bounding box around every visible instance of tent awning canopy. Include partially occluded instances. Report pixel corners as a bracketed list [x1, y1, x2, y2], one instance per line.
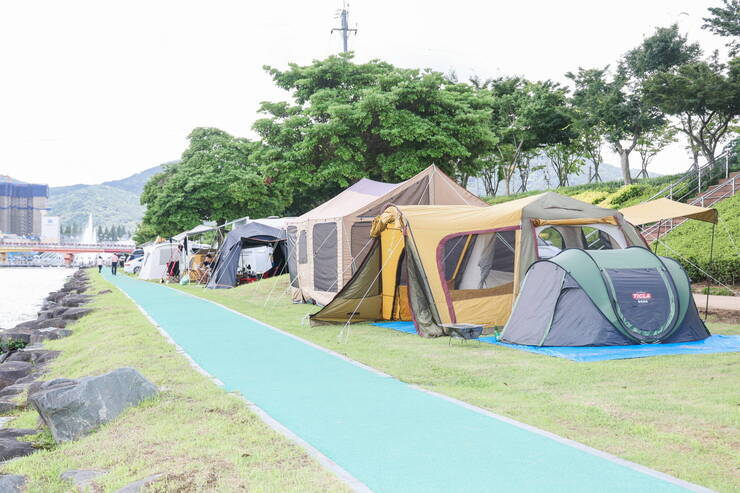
[173, 223, 219, 241]
[620, 198, 718, 225]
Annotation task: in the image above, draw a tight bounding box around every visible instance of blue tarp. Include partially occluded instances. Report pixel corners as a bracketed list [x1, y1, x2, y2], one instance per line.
[371, 322, 740, 362]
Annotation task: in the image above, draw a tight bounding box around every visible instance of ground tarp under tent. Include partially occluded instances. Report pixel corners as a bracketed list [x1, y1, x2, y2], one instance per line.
[501, 248, 710, 346]
[207, 221, 287, 289]
[286, 165, 488, 306]
[311, 192, 648, 337]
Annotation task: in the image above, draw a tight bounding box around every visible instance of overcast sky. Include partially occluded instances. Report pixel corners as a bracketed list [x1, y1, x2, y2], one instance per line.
[0, 0, 728, 186]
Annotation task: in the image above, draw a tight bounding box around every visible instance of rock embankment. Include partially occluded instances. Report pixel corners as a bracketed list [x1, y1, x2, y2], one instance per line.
[0, 269, 92, 462]
[0, 270, 160, 490]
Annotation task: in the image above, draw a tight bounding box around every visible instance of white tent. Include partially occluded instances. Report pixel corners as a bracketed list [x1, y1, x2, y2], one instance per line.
[138, 242, 181, 280]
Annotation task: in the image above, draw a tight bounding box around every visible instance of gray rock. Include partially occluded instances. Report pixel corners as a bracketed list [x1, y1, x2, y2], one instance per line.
[61, 307, 92, 321]
[60, 469, 107, 489]
[0, 398, 22, 413]
[114, 474, 162, 493]
[0, 428, 36, 439]
[0, 361, 33, 387]
[0, 475, 26, 492]
[0, 330, 32, 344]
[0, 383, 29, 398]
[29, 328, 72, 344]
[45, 292, 66, 303]
[0, 437, 35, 460]
[16, 372, 44, 387]
[7, 349, 60, 365]
[98, 289, 112, 294]
[60, 295, 91, 308]
[13, 318, 66, 331]
[29, 368, 158, 443]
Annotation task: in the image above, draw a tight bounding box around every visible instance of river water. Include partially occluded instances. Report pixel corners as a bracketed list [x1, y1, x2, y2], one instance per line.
[0, 268, 72, 328]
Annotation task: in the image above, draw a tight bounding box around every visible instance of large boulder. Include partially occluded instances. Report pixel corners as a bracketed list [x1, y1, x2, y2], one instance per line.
[60, 294, 92, 308]
[0, 475, 26, 492]
[61, 307, 92, 321]
[0, 437, 35, 460]
[0, 383, 30, 398]
[45, 291, 67, 303]
[13, 318, 66, 331]
[60, 469, 107, 489]
[6, 349, 60, 365]
[29, 368, 158, 443]
[29, 328, 72, 344]
[0, 361, 33, 387]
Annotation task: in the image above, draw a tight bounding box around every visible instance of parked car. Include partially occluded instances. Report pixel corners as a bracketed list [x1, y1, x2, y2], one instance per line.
[124, 256, 143, 274]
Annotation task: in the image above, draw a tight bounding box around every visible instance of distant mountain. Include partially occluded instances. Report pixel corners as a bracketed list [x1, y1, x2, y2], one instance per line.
[102, 164, 168, 194]
[466, 158, 656, 196]
[48, 164, 169, 229]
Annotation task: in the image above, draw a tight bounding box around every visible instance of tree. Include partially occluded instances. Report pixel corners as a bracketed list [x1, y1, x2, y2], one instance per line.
[484, 77, 574, 195]
[624, 25, 701, 78]
[543, 142, 586, 187]
[644, 57, 740, 167]
[634, 124, 678, 179]
[253, 54, 497, 212]
[138, 128, 291, 239]
[703, 0, 740, 56]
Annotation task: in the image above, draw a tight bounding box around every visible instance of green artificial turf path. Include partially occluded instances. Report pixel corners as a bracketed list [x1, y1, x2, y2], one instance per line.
[104, 273, 704, 493]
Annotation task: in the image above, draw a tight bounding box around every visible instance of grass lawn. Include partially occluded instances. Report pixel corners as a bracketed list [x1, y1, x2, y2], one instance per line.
[0, 273, 349, 493]
[176, 276, 740, 493]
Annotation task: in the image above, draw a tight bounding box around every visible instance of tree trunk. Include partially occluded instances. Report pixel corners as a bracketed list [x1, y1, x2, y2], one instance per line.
[619, 150, 632, 185]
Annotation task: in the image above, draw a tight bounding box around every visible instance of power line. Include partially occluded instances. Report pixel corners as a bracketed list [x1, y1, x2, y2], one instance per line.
[331, 1, 357, 53]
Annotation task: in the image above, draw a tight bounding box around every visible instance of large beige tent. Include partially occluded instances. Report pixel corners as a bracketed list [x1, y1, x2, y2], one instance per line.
[286, 165, 487, 305]
[311, 192, 648, 336]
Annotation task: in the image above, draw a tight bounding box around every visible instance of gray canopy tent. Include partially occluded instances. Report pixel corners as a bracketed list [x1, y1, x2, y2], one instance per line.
[206, 222, 287, 289]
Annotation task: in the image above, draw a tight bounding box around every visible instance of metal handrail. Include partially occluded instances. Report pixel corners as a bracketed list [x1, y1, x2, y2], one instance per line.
[645, 149, 734, 203]
[641, 173, 738, 238]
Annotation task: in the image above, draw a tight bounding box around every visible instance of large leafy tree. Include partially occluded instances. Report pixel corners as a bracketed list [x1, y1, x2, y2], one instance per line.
[566, 26, 696, 185]
[644, 57, 740, 166]
[703, 0, 740, 56]
[137, 128, 290, 240]
[482, 77, 574, 195]
[253, 54, 497, 213]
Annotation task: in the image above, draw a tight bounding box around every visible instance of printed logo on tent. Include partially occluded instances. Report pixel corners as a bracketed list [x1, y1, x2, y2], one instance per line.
[631, 292, 652, 304]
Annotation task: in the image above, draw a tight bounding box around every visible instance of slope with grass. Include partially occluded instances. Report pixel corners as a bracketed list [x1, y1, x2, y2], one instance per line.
[659, 193, 740, 286]
[175, 276, 740, 492]
[0, 273, 349, 493]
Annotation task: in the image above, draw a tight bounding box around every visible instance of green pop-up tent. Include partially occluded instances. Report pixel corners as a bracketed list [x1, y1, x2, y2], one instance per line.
[501, 247, 710, 346]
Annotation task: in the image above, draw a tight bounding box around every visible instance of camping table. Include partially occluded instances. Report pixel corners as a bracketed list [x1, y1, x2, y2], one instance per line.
[443, 324, 484, 346]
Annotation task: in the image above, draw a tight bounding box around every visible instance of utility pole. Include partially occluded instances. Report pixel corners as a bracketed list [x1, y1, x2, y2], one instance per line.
[331, 1, 357, 53]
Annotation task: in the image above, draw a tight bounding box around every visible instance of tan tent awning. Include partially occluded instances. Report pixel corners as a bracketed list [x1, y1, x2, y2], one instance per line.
[620, 198, 718, 225]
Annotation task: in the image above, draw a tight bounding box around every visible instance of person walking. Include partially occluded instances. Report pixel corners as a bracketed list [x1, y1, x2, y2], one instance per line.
[97, 255, 103, 273]
[110, 253, 119, 275]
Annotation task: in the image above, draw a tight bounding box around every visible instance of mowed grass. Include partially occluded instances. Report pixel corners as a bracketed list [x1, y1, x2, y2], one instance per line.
[0, 273, 350, 493]
[176, 276, 740, 493]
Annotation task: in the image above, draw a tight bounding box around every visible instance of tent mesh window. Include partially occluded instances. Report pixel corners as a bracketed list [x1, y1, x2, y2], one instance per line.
[443, 230, 517, 291]
[350, 222, 373, 273]
[581, 226, 616, 250]
[313, 222, 338, 292]
[286, 226, 298, 285]
[298, 230, 308, 264]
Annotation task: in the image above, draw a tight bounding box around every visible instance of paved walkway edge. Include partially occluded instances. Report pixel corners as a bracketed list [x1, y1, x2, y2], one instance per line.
[114, 277, 714, 493]
[115, 285, 372, 493]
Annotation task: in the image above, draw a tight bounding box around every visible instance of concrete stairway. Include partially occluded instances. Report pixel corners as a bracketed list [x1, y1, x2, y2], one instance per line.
[641, 171, 739, 243]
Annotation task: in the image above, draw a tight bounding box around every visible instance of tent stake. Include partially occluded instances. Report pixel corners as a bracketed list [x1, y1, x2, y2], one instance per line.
[704, 222, 716, 321]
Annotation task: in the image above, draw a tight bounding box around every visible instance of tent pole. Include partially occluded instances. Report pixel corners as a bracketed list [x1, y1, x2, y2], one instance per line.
[653, 220, 662, 254]
[704, 222, 716, 321]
